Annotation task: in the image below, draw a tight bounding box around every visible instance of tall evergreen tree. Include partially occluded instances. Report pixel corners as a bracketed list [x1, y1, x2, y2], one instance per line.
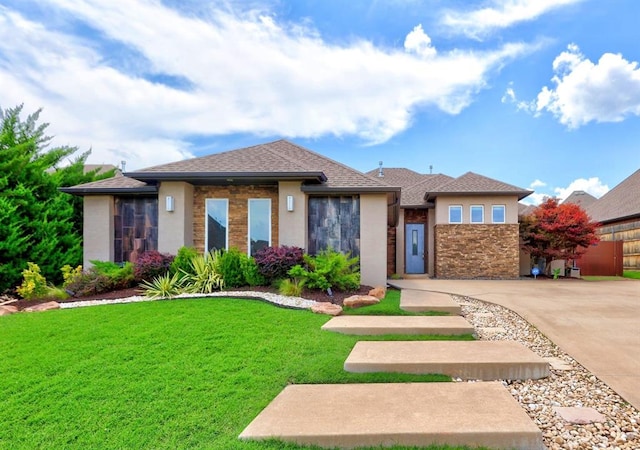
[0, 105, 114, 292]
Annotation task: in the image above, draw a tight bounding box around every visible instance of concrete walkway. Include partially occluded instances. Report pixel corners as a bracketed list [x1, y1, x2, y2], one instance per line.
[389, 278, 640, 410]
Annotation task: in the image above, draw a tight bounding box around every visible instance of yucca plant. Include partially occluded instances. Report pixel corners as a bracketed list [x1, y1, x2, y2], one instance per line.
[180, 250, 224, 293]
[277, 277, 306, 297]
[140, 272, 183, 299]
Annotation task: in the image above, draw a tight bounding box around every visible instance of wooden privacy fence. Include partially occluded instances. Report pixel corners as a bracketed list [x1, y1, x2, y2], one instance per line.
[575, 241, 624, 276]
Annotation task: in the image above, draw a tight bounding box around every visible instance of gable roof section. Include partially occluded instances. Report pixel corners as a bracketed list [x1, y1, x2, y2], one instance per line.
[62, 140, 399, 195]
[425, 172, 532, 201]
[586, 169, 640, 223]
[562, 190, 598, 208]
[401, 174, 455, 207]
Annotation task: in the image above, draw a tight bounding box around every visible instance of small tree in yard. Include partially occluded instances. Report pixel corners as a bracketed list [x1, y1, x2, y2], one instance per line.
[520, 197, 600, 274]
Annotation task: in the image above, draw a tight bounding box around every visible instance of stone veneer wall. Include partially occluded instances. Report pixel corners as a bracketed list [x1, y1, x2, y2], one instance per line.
[193, 185, 279, 254]
[434, 224, 519, 279]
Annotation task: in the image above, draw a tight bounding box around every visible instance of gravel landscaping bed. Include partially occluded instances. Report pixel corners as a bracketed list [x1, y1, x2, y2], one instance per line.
[455, 294, 639, 450]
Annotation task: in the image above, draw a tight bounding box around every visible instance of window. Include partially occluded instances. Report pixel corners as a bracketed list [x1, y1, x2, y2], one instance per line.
[492, 205, 506, 223]
[449, 205, 462, 223]
[248, 199, 271, 256]
[205, 199, 228, 252]
[470, 205, 484, 223]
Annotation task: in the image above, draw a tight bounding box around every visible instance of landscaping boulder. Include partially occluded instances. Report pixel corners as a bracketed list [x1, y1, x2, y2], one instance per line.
[368, 286, 386, 299]
[0, 305, 18, 316]
[311, 303, 343, 316]
[343, 295, 380, 309]
[24, 301, 60, 312]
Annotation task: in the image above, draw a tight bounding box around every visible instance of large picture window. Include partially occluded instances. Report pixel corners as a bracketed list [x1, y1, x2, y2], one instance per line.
[248, 199, 271, 256]
[206, 199, 228, 252]
[114, 197, 158, 263]
[308, 196, 360, 257]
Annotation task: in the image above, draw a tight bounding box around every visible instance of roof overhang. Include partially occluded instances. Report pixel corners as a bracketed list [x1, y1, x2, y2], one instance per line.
[126, 171, 327, 185]
[425, 190, 533, 201]
[301, 186, 401, 194]
[60, 186, 158, 196]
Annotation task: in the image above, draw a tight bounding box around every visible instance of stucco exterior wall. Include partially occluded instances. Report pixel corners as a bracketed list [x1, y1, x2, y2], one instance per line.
[277, 181, 306, 248]
[435, 195, 519, 224]
[360, 193, 388, 287]
[158, 181, 194, 254]
[83, 195, 114, 268]
[434, 224, 520, 279]
[193, 185, 279, 254]
[395, 209, 405, 276]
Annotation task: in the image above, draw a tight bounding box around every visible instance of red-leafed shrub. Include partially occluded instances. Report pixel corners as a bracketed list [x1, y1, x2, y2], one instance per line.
[134, 251, 174, 282]
[253, 246, 304, 281]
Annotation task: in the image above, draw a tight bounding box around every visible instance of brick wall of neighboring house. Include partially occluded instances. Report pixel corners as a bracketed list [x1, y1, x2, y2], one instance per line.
[387, 226, 396, 275]
[434, 224, 519, 279]
[193, 185, 279, 254]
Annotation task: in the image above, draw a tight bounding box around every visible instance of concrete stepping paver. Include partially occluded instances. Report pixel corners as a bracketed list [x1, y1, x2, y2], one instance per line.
[239, 382, 544, 450]
[344, 340, 550, 380]
[321, 315, 475, 335]
[399, 289, 461, 314]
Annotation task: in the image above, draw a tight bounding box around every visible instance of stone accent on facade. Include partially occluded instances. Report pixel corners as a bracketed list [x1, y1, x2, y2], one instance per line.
[193, 185, 279, 254]
[434, 224, 519, 279]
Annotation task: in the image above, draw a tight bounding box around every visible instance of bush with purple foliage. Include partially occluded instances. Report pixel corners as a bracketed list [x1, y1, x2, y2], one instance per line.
[253, 245, 304, 281]
[134, 251, 174, 282]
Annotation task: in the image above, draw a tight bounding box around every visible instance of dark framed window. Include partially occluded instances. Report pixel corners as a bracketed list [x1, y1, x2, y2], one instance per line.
[114, 197, 158, 263]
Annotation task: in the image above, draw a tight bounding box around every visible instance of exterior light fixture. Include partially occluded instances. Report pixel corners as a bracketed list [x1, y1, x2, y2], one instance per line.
[165, 196, 175, 212]
[286, 195, 294, 212]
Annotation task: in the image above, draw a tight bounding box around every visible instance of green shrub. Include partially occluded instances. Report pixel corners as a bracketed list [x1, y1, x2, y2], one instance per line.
[61, 264, 83, 287]
[44, 285, 70, 300]
[218, 248, 246, 288]
[90, 261, 135, 289]
[289, 248, 360, 292]
[241, 256, 268, 286]
[180, 250, 224, 293]
[278, 277, 306, 297]
[16, 262, 48, 299]
[170, 246, 199, 276]
[65, 261, 135, 297]
[141, 272, 184, 299]
[253, 245, 304, 280]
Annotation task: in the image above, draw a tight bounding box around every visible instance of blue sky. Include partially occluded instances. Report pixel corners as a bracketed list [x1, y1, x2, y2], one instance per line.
[1, 0, 639, 204]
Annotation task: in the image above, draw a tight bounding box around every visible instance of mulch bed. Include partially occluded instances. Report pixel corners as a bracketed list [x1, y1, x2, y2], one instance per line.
[3, 285, 374, 311]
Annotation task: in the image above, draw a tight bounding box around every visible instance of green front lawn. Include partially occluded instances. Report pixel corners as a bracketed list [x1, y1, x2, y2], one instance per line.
[624, 270, 640, 280]
[0, 297, 472, 449]
[343, 289, 449, 316]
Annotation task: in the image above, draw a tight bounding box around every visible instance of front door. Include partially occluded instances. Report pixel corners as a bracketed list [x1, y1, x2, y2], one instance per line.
[405, 224, 425, 274]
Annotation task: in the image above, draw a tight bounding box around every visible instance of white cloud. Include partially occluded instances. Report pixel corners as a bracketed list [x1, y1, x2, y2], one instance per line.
[441, 0, 583, 39]
[0, 1, 534, 170]
[520, 177, 608, 205]
[553, 177, 609, 201]
[404, 24, 436, 59]
[530, 179, 546, 188]
[534, 44, 640, 128]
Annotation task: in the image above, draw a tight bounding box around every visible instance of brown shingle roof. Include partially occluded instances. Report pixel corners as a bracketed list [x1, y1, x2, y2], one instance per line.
[562, 190, 598, 208]
[364, 168, 426, 189]
[60, 175, 156, 195]
[64, 140, 398, 194]
[401, 174, 455, 207]
[425, 172, 531, 200]
[586, 169, 640, 223]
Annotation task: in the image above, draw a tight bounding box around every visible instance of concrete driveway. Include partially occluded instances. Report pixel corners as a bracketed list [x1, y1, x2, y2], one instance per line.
[389, 278, 640, 410]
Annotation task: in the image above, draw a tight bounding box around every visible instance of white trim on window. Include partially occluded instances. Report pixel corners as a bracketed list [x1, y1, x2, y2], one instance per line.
[205, 198, 229, 252]
[449, 205, 463, 224]
[492, 205, 506, 223]
[470, 205, 484, 224]
[248, 198, 272, 256]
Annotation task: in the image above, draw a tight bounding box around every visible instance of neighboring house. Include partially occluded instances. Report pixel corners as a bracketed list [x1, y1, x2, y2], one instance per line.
[61, 140, 400, 287]
[367, 167, 531, 279]
[586, 169, 640, 270]
[562, 190, 597, 208]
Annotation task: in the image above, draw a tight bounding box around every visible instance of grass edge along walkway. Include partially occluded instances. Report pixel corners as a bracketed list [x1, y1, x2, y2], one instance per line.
[0, 295, 476, 450]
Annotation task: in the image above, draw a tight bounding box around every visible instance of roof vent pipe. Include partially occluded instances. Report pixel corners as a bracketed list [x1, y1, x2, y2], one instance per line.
[378, 161, 384, 177]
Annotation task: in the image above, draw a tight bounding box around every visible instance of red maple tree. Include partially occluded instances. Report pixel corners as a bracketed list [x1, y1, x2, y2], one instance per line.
[520, 197, 600, 273]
